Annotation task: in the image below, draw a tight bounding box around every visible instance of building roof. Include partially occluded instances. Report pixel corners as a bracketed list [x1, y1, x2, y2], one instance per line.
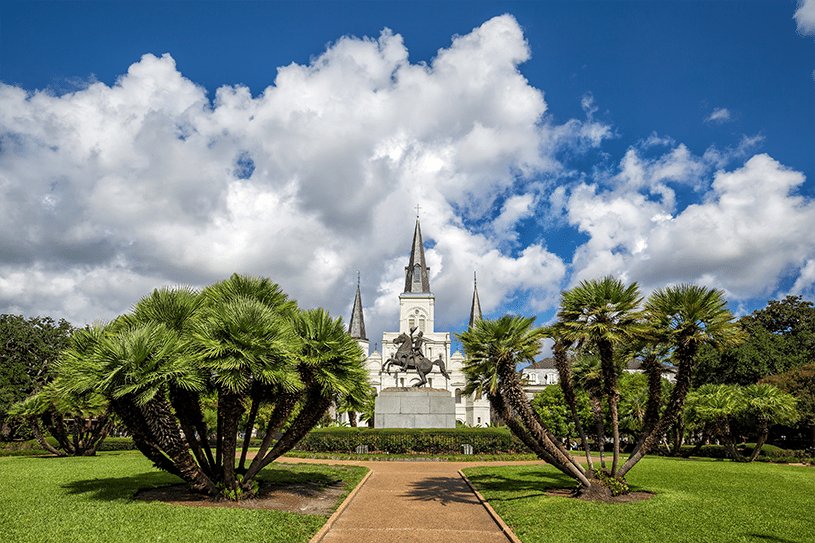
[468, 272, 482, 329]
[523, 357, 557, 370]
[403, 218, 431, 294]
[348, 276, 367, 340]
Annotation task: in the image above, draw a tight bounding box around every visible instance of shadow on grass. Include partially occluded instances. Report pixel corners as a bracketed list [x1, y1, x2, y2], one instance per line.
[465, 469, 576, 501]
[62, 471, 181, 501]
[402, 476, 481, 506]
[62, 464, 349, 503]
[260, 464, 343, 489]
[746, 535, 803, 543]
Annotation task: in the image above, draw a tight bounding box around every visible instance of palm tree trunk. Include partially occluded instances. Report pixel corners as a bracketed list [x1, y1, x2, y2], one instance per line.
[45, 410, 75, 455]
[686, 424, 712, 457]
[29, 417, 66, 456]
[619, 343, 697, 477]
[716, 419, 744, 462]
[249, 392, 333, 479]
[748, 424, 769, 462]
[553, 341, 594, 470]
[496, 357, 590, 486]
[216, 390, 245, 492]
[87, 410, 114, 456]
[169, 387, 214, 477]
[488, 392, 573, 476]
[238, 385, 263, 472]
[242, 390, 302, 483]
[215, 406, 223, 473]
[140, 392, 219, 495]
[597, 339, 621, 476]
[110, 396, 182, 477]
[589, 394, 606, 468]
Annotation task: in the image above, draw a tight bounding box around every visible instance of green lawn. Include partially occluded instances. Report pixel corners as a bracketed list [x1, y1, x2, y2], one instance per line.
[464, 457, 815, 543]
[0, 453, 367, 543]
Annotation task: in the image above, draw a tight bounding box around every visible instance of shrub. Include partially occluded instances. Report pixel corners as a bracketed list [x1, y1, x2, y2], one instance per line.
[295, 427, 530, 455]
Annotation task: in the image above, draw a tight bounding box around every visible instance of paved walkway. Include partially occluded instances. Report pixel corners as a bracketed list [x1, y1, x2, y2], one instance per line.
[276, 457, 545, 543]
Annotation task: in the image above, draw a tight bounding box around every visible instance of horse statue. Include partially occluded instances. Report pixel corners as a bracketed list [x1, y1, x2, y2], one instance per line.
[382, 329, 450, 388]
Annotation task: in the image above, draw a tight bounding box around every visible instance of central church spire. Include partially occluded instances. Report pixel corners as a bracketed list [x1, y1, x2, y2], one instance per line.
[403, 218, 431, 294]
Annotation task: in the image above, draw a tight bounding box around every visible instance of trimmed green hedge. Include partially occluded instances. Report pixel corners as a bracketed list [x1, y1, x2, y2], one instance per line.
[678, 443, 812, 463]
[0, 436, 140, 456]
[295, 427, 531, 455]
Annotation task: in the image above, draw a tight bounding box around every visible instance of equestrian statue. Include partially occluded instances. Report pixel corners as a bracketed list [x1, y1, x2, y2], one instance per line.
[382, 327, 450, 387]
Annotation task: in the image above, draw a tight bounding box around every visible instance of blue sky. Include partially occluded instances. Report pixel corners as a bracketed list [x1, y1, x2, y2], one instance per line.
[1, 1, 814, 354]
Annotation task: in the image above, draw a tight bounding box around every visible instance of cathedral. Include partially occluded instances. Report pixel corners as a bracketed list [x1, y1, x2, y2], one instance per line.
[348, 217, 492, 427]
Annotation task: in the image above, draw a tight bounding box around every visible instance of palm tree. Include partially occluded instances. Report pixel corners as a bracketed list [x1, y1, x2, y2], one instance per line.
[11, 323, 115, 457]
[619, 284, 745, 475]
[685, 384, 745, 461]
[93, 321, 215, 492]
[570, 352, 607, 468]
[243, 308, 369, 484]
[190, 294, 301, 495]
[557, 276, 644, 476]
[459, 316, 591, 486]
[742, 383, 798, 461]
[129, 287, 216, 477]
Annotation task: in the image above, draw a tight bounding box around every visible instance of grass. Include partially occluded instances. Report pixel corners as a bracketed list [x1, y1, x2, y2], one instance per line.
[463, 457, 815, 543]
[0, 454, 367, 543]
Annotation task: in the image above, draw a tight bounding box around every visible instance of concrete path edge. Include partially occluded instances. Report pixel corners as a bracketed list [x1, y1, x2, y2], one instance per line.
[309, 468, 373, 543]
[458, 469, 523, 543]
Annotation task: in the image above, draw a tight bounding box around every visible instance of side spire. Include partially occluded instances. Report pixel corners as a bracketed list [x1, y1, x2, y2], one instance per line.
[468, 271, 482, 329]
[403, 216, 431, 294]
[349, 272, 367, 340]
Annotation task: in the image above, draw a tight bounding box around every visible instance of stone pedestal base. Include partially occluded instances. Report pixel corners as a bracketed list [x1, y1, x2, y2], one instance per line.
[374, 388, 456, 429]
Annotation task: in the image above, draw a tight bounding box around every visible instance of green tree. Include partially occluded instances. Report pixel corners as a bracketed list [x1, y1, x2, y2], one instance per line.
[685, 384, 745, 460]
[461, 281, 742, 498]
[241, 307, 369, 483]
[694, 296, 815, 387]
[0, 315, 73, 439]
[741, 383, 799, 460]
[530, 385, 590, 442]
[619, 284, 745, 475]
[760, 363, 815, 448]
[684, 383, 797, 462]
[56, 274, 368, 500]
[570, 352, 610, 467]
[10, 324, 113, 456]
[557, 276, 644, 476]
[460, 315, 594, 490]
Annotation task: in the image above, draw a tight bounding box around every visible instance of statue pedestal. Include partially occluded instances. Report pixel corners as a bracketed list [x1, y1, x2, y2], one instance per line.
[374, 388, 456, 429]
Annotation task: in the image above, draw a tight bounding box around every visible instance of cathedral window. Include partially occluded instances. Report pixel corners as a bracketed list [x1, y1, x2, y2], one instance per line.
[419, 317, 425, 332]
[455, 388, 462, 404]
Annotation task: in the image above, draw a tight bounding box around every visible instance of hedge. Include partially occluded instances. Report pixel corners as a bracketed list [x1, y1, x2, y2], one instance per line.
[294, 427, 531, 455]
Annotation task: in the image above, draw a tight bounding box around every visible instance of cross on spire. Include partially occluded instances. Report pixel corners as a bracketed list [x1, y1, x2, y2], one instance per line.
[415, 204, 422, 218]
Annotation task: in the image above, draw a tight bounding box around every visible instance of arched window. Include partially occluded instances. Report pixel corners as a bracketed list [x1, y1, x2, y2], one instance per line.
[455, 388, 462, 404]
[413, 264, 422, 287]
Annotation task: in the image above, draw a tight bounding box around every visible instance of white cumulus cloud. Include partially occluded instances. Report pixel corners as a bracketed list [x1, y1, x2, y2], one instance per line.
[795, 0, 815, 35]
[705, 107, 732, 124]
[0, 15, 605, 340]
[567, 150, 815, 301]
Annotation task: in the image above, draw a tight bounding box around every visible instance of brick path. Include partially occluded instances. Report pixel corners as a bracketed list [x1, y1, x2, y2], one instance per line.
[277, 457, 541, 543]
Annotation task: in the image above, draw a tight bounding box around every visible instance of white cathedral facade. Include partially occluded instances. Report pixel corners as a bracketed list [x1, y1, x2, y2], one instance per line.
[347, 218, 492, 427]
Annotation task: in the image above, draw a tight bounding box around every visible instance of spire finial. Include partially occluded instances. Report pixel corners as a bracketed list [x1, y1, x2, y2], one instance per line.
[357, 270, 360, 287]
[415, 203, 421, 218]
[474, 271, 477, 287]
